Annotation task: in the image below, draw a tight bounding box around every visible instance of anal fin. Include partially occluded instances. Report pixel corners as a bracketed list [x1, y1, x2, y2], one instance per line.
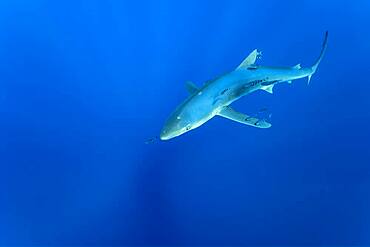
[261, 85, 274, 94]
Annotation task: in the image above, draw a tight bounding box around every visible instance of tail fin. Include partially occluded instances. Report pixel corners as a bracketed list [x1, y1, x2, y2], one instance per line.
[308, 31, 328, 84]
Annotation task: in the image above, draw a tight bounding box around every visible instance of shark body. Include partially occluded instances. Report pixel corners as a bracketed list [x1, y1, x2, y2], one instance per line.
[160, 32, 328, 140]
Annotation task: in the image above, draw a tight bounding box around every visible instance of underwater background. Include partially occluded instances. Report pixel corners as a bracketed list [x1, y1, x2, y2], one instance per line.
[1, 0, 370, 245]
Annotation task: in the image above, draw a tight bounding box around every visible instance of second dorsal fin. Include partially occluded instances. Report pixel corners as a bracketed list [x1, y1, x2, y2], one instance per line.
[292, 63, 301, 69]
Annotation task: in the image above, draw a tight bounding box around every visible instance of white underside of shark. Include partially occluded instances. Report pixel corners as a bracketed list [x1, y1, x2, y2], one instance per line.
[160, 31, 328, 140]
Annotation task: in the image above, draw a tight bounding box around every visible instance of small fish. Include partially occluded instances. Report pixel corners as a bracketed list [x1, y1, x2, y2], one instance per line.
[145, 137, 158, 144]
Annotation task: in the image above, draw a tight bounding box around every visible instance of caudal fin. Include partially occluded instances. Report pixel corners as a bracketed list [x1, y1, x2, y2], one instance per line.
[308, 31, 328, 84]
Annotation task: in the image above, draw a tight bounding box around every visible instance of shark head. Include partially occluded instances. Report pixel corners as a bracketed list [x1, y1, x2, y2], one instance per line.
[160, 96, 211, 140]
[160, 109, 194, 140]
[160, 88, 216, 140]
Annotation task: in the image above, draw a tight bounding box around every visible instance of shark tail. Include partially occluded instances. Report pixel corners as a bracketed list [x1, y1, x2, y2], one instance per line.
[308, 31, 328, 84]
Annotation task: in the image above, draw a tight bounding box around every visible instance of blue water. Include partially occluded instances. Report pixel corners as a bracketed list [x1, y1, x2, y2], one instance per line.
[1, 0, 369, 245]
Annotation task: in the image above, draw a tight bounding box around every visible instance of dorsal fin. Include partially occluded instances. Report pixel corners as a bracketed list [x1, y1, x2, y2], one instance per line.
[236, 49, 261, 70]
[185, 81, 199, 94]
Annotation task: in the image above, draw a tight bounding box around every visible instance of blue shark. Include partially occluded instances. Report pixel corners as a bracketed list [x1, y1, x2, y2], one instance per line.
[160, 31, 328, 140]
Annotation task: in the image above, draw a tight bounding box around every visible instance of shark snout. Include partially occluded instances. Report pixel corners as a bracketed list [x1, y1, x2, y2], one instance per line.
[160, 128, 170, 140]
[160, 118, 184, 140]
[160, 123, 176, 140]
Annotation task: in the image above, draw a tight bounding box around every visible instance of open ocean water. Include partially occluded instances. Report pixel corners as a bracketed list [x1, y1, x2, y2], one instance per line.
[0, 0, 370, 246]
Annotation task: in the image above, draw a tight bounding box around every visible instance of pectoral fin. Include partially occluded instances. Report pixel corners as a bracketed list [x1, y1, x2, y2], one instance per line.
[218, 107, 271, 128]
[185, 81, 199, 94]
